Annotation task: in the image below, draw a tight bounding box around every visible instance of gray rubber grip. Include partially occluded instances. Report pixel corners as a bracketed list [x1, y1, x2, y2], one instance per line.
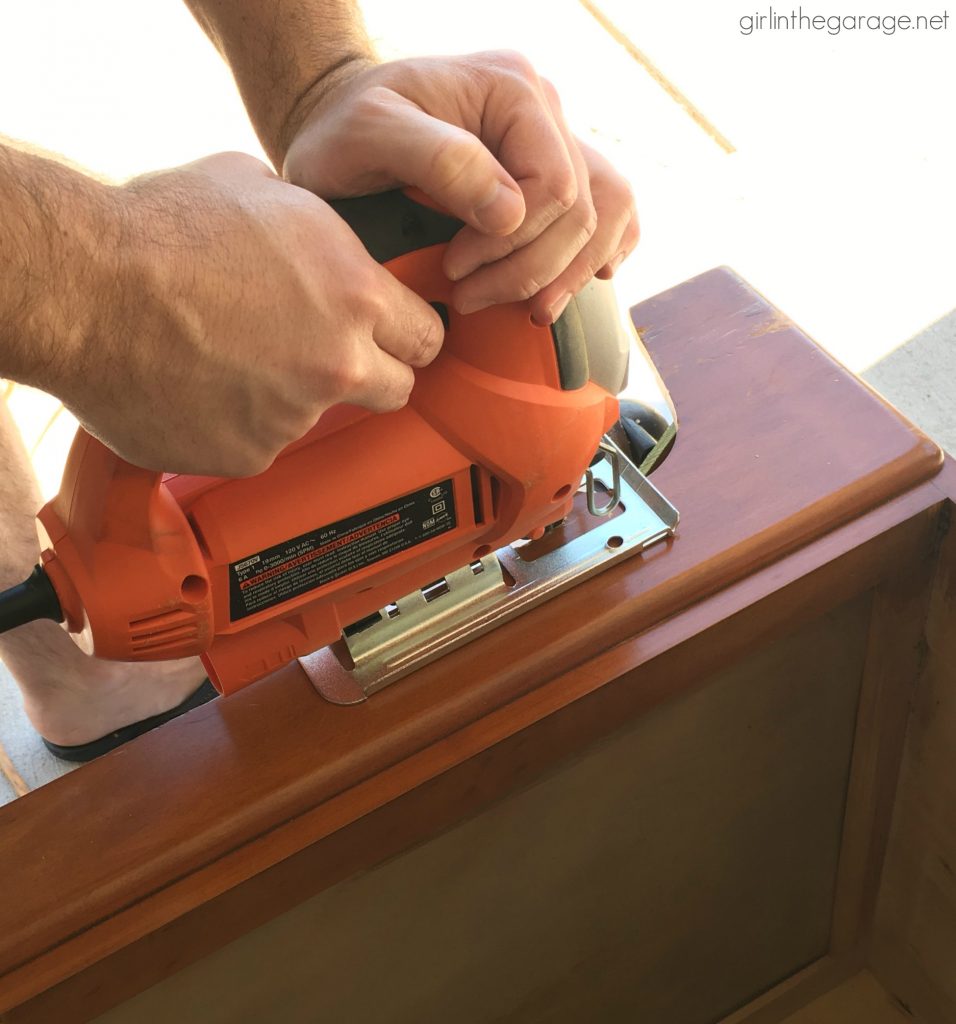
[550, 298, 590, 391]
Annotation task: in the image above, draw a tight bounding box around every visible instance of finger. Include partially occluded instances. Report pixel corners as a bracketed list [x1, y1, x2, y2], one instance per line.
[442, 175, 574, 282]
[381, 102, 526, 234]
[442, 74, 588, 282]
[287, 88, 526, 234]
[353, 90, 527, 235]
[595, 211, 640, 280]
[448, 137, 596, 314]
[371, 269, 446, 368]
[526, 192, 635, 325]
[450, 190, 597, 315]
[526, 214, 630, 325]
[475, 57, 581, 227]
[344, 344, 418, 414]
[527, 143, 638, 319]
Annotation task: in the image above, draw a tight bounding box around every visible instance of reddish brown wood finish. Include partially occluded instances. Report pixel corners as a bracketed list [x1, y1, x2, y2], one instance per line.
[0, 268, 945, 1020]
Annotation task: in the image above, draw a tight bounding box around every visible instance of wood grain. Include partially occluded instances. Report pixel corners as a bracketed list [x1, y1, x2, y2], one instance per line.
[92, 599, 871, 1024]
[828, 543, 942, 956]
[869, 498, 956, 1022]
[0, 268, 944, 1020]
[7, 503, 941, 1024]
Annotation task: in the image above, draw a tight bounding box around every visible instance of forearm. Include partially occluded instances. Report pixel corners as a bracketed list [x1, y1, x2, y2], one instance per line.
[183, 0, 376, 170]
[0, 140, 120, 396]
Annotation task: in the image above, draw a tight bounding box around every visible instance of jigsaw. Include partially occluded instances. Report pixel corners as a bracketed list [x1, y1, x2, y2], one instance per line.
[0, 190, 678, 702]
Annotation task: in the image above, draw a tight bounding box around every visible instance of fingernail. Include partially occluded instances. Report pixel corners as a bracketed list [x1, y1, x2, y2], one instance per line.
[474, 182, 524, 235]
[443, 253, 480, 283]
[607, 251, 627, 275]
[548, 293, 572, 324]
[457, 297, 493, 316]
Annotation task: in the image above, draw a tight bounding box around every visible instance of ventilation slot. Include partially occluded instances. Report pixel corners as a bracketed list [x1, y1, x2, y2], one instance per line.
[470, 465, 485, 526]
[490, 476, 502, 519]
[129, 609, 200, 653]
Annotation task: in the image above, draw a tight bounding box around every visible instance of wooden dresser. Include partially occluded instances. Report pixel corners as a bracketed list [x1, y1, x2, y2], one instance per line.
[1, 268, 953, 1023]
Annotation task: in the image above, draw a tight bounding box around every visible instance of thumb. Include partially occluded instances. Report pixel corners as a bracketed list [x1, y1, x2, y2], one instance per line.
[373, 96, 526, 235]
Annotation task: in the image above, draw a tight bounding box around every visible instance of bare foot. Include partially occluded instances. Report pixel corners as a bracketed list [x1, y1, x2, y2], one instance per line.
[0, 399, 210, 749]
[5, 621, 209, 747]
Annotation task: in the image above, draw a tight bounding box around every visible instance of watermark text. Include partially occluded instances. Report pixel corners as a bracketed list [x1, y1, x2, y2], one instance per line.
[740, 7, 950, 34]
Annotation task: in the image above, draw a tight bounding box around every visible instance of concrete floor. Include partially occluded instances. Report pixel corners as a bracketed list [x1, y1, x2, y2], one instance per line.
[0, 0, 953, 801]
[864, 308, 956, 454]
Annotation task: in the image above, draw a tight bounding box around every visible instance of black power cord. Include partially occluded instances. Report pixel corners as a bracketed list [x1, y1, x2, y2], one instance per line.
[0, 565, 63, 633]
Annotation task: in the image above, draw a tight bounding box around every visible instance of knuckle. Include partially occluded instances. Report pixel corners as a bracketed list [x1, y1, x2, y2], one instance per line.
[548, 166, 578, 213]
[341, 354, 371, 396]
[515, 273, 547, 301]
[539, 76, 562, 108]
[372, 368, 414, 412]
[322, 346, 369, 400]
[604, 175, 634, 212]
[352, 84, 398, 121]
[489, 49, 537, 81]
[578, 197, 598, 240]
[390, 369, 415, 408]
[396, 379, 415, 408]
[414, 322, 443, 366]
[427, 133, 482, 192]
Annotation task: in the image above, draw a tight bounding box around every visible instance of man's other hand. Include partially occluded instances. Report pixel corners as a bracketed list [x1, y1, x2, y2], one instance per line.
[281, 51, 639, 326]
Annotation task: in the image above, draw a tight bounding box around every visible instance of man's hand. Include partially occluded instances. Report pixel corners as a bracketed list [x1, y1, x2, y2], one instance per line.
[64, 153, 443, 477]
[0, 138, 442, 477]
[281, 52, 639, 326]
[186, 3, 639, 319]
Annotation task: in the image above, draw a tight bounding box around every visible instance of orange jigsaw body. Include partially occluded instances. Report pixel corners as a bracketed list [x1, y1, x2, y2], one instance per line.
[36, 202, 620, 695]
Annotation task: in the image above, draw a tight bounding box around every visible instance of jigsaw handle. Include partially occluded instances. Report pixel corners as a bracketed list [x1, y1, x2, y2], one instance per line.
[331, 188, 594, 392]
[329, 188, 463, 264]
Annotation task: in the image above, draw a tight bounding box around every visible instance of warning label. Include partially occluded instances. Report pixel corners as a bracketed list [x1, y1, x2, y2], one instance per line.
[228, 479, 457, 621]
